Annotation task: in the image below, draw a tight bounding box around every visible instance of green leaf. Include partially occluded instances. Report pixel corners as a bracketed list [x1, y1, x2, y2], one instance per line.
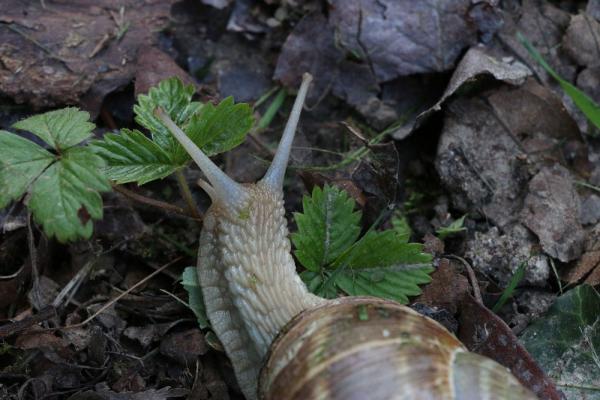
[391, 213, 411, 244]
[181, 266, 209, 329]
[28, 147, 110, 242]
[520, 285, 600, 399]
[519, 33, 600, 132]
[2, 109, 111, 242]
[292, 185, 434, 304]
[257, 88, 286, 130]
[436, 214, 467, 240]
[492, 261, 527, 312]
[185, 97, 254, 157]
[300, 270, 339, 299]
[333, 231, 434, 303]
[13, 108, 95, 149]
[95, 77, 254, 185]
[134, 77, 201, 158]
[92, 129, 178, 184]
[0, 131, 54, 208]
[291, 185, 361, 272]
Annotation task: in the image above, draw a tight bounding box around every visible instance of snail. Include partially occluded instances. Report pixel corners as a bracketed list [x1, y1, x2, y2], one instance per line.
[154, 74, 537, 400]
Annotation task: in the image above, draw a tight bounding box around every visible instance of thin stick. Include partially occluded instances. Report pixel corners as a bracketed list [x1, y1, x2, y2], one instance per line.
[175, 169, 201, 219]
[0, 307, 56, 338]
[112, 184, 197, 219]
[61, 257, 182, 330]
[26, 212, 43, 309]
[445, 255, 483, 305]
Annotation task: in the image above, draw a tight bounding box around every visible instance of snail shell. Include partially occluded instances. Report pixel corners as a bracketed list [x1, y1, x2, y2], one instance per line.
[260, 297, 537, 400]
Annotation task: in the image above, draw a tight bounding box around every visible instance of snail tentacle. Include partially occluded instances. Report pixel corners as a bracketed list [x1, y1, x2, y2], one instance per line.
[154, 107, 248, 207]
[261, 73, 313, 190]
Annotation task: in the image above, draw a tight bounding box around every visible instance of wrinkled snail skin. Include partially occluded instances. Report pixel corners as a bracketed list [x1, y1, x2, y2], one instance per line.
[157, 73, 538, 400]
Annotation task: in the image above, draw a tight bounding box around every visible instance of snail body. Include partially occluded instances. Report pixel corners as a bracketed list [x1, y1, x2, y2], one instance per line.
[157, 74, 537, 400]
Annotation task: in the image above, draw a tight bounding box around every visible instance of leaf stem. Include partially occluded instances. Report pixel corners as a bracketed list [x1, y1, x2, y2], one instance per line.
[175, 169, 201, 219]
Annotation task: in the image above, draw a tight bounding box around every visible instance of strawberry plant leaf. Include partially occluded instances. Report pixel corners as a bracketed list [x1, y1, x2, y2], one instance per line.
[391, 213, 411, 244]
[291, 185, 361, 272]
[1, 108, 111, 242]
[13, 107, 95, 149]
[185, 97, 254, 157]
[0, 131, 54, 209]
[294, 185, 434, 303]
[134, 77, 201, 158]
[181, 266, 209, 329]
[28, 147, 110, 242]
[92, 129, 178, 184]
[334, 231, 433, 303]
[96, 77, 254, 185]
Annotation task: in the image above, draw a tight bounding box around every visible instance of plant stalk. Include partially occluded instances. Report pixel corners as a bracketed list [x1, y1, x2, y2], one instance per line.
[175, 169, 201, 219]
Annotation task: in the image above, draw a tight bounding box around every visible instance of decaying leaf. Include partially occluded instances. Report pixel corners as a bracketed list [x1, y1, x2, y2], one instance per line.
[562, 223, 600, 286]
[275, 1, 501, 128]
[393, 46, 532, 139]
[327, 0, 485, 82]
[521, 165, 585, 263]
[416, 258, 469, 314]
[459, 294, 564, 400]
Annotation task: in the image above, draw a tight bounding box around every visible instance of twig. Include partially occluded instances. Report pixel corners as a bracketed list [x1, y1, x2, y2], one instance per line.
[175, 170, 201, 219]
[61, 257, 182, 330]
[112, 184, 196, 219]
[0, 265, 24, 280]
[52, 260, 95, 308]
[0, 306, 56, 338]
[26, 212, 43, 309]
[445, 255, 483, 305]
[88, 33, 112, 58]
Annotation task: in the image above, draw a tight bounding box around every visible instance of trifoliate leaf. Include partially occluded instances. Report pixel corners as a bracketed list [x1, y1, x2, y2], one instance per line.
[291, 185, 361, 272]
[96, 77, 254, 186]
[181, 266, 209, 329]
[92, 129, 178, 184]
[0, 131, 54, 208]
[13, 108, 95, 149]
[1, 108, 110, 242]
[520, 285, 600, 399]
[293, 185, 434, 304]
[185, 97, 254, 157]
[28, 147, 110, 242]
[134, 77, 201, 159]
[334, 231, 434, 303]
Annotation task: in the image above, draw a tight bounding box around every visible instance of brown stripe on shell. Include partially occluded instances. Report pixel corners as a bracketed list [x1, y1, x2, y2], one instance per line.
[259, 297, 467, 400]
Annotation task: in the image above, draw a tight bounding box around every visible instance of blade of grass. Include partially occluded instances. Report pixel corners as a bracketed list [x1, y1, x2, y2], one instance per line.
[518, 32, 600, 131]
[257, 88, 286, 130]
[492, 260, 527, 312]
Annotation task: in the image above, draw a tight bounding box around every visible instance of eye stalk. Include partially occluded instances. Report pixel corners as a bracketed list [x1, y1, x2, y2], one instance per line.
[154, 72, 313, 206]
[154, 107, 249, 207]
[260, 73, 313, 190]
